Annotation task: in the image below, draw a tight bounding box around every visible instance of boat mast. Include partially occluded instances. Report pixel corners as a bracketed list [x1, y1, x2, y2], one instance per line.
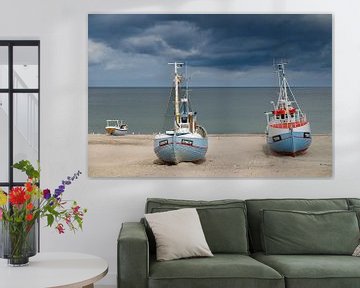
[276, 61, 304, 117]
[168, 62, 184, 126]
[276, 62, 289, 109]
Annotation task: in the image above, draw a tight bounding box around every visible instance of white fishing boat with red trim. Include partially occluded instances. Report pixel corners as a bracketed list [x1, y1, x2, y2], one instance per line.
[265, 62, 311, 155]
[154, 62, 208, 164]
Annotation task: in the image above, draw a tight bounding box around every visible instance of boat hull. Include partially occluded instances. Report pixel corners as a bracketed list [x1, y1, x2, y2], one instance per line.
[266, 122, 311, 155]
[154, 133, 208, 164]
[105, 127, 127, 136]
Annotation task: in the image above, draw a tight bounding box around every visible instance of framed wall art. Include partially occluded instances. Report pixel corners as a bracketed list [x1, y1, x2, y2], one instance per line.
[88, 14, 332, 178]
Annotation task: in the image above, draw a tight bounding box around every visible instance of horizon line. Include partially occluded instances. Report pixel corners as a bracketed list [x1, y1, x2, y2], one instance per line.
[88, 85, 332, 88]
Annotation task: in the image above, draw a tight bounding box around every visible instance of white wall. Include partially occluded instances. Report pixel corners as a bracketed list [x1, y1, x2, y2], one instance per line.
[1, 0, 360, 286]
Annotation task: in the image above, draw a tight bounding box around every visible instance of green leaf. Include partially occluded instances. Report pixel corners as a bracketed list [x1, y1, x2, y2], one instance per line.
[47, 214, 54, 227]
[12, 160, 40, 180]
[46, 206, 60, 217]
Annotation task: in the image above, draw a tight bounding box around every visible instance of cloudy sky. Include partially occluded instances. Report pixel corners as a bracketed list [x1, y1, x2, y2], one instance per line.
[88, 14, 332, 87]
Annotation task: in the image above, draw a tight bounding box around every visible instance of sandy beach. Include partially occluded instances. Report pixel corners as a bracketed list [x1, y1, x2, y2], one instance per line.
[88, 134, 332, 178]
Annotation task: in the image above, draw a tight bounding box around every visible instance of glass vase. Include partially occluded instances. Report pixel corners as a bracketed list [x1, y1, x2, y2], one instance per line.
[0, 220, 37, 266]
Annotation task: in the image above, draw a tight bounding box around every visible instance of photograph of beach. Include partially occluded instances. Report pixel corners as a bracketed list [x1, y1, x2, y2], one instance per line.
[88, 14, 332, 178]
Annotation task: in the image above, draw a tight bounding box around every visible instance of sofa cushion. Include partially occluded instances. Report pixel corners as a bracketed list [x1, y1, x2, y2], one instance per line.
[145, 208, 213, 261]
[146, 198, 248, 254]
[149, 254, 284, 288]
[347, 199, 360, 229]
[246, 198, 349, 252]
[349, 205, 360, 228]
[347, 198, 360, 207]
[252, 252, 360, 288]
[261, 209, 359, 255]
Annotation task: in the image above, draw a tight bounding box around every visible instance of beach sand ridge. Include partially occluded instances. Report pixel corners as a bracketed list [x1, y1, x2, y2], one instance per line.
[88, 134, 332, 178]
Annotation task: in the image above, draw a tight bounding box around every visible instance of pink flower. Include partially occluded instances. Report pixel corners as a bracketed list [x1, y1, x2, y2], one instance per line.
[0, 208, 3, 220]
[56, 223, 65, 234]
[65, 214, 71, 225]
[72, 205, 80, 215]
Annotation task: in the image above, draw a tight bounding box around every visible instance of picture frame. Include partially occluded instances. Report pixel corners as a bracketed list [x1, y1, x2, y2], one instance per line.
[88, 14, 332, 178]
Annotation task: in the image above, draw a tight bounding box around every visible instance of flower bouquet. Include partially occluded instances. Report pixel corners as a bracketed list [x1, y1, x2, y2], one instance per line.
[0, 160, 87, 266]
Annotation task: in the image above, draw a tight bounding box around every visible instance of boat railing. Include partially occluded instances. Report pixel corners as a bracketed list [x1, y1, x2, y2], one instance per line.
[106, 120, 119, 127]
[264, 112, 272, 125]
[106, 120, 127, 128]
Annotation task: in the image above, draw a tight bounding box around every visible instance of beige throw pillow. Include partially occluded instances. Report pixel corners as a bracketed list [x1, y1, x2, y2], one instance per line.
[353, 244, 360, 256]
[145, 208, 213, 261]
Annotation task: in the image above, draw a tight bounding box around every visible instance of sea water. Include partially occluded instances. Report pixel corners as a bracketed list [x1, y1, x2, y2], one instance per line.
[88, 87, 332, 135]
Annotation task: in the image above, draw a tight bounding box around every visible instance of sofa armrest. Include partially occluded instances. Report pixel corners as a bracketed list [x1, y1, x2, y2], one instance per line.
[118, 222, 149, 288]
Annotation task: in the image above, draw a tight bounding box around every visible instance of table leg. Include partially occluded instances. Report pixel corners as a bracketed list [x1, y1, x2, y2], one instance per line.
[82, 284, 94, 288]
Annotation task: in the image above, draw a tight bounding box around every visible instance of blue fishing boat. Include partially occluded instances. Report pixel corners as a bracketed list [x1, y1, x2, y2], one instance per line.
[154, 62, 208, 164]
[265, 62, 312, 155]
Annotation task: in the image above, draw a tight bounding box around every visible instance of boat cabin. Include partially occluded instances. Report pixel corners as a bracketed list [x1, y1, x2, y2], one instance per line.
[178, 98, 197, 133]
[106, 120, 127, 129]
[273, 107, 297, 120]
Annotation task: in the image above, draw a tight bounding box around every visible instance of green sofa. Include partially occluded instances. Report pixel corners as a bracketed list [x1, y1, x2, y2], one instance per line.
[118, 198, 360, 288]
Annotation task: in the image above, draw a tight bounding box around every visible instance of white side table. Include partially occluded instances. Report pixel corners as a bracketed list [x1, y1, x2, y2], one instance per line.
[0, 252, 108, 288]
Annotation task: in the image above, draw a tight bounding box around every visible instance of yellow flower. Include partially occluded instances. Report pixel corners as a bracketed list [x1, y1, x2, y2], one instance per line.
[0, 190, 7, 206]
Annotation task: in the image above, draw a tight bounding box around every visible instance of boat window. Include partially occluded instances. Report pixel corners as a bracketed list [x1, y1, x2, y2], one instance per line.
[181, 139, 193, 146]
[159, 140, 168, 146]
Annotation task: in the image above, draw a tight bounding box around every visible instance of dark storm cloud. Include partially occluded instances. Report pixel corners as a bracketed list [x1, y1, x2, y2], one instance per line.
[88, 14, 332, 86]
[89, 14, 332, 72]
